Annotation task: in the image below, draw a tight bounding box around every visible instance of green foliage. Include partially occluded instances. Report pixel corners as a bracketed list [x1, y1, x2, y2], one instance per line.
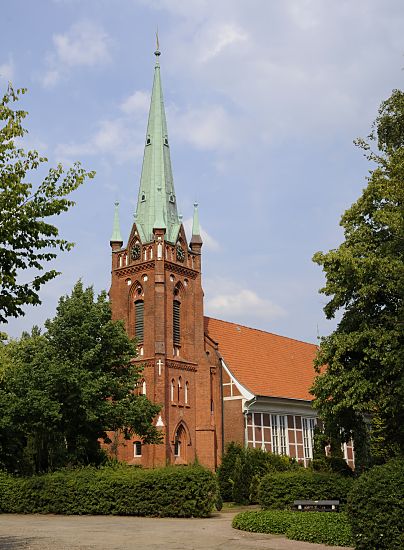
[215, 492, 223, 511]
[259, 471, 353, 510]
[232, 510, 353, 547]
[312, 89, 404, 458]
[217, 442, 298, 503]
[0, 464, 217, 517]
[232, 510, 296, 535]
[0, 85, 94, 323]
[311, 456, 353, 477]
[217, 442, 243, 500]
[286, 512, 353, 547]
[347, 458, 404, 549]
[231, 455, 247, 504]
[0, 282, 161, 474]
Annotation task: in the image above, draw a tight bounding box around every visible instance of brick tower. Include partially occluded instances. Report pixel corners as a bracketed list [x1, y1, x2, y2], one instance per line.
[108, 46, 222, 469]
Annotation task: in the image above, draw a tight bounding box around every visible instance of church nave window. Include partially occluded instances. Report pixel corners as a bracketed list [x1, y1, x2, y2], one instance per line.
[133, 441, 142, 457]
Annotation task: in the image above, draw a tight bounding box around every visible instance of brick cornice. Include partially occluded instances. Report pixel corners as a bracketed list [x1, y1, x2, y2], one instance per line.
[165, 261, 198, 279]
[167, 359, 197, 372]
[114, 261, 155, 277]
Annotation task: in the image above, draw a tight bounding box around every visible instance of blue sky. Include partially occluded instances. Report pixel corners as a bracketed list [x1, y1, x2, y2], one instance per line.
[1, 0, 403, 343]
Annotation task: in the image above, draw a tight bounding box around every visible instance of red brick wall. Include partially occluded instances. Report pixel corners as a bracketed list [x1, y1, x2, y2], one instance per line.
[107, 224, 222, 470]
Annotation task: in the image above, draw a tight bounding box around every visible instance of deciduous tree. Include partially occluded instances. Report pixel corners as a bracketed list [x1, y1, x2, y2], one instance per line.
[0, 282, 161, 473]
[0, 85, 94, 323]
[312, 90, 404, 462]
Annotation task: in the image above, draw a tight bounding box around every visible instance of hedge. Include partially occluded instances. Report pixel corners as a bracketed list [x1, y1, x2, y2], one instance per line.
[259, 470, 354, 510]
[232, 510, 353, 547]
[347, 458, 404, 549]
[0, 464, 217, 517]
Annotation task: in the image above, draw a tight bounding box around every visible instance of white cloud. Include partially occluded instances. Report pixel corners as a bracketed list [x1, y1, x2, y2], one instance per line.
[120, 90, 150, 114]
[183, 217, 220, 251]
[199, 23, 248, 62]
[42, 20, 111, 87]
[205, 278, 286, 321]
[0, 59, 14, 82]
[55, 117, 144, 164]
[169, 104, 237, 151]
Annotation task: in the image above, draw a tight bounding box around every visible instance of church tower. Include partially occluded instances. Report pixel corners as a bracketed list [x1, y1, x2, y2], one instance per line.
[108, 46, 222, 469]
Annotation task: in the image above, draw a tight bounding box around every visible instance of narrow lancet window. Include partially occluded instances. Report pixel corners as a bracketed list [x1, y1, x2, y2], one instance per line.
[173, 300, 180, 345]
[135, 300, 144, 342]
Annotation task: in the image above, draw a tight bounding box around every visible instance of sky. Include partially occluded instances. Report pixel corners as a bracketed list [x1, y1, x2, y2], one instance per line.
[1, 0, 403, 343]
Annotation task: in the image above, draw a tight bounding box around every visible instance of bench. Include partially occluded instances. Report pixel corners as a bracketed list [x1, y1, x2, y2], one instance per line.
[293, 500, 340, 512]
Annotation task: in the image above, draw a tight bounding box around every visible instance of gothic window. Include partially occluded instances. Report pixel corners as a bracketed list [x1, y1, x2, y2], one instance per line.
[133, 441, 142, 457]
[177, 376, 182, 402]
[174, 438, 181, 457]
[171, 379, 175, 402]
[173, 300, 180, 345]
[185, 381, 189, 405]
[135, 300, 144, 342]
[141, 380, 147, 396]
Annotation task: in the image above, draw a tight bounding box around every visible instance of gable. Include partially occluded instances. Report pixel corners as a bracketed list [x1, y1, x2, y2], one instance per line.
[204, 317, 317, 401]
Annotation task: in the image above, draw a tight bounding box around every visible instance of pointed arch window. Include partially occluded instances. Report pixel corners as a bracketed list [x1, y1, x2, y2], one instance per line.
[185, 381, 189, 405]
[173, 300, 181, 345]
[177, 376, 182, 403]
[171, 379, 175, 402]
[135, 300, 144, 342]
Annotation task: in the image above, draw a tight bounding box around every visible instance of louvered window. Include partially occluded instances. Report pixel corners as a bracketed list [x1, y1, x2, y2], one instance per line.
[173, 300, 180, 345]
[135, 301, 144, 342]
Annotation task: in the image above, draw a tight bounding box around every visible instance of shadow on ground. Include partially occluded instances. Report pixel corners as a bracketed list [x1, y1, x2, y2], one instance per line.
[0, 535, 37, 549]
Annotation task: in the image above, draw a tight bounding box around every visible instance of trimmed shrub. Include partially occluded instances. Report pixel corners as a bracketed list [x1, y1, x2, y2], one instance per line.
[0, 464, 217, 517]
[232, 510, 296, 534]
[232, 510, 353, 547]
[259, 470, 354, 510]
[286, 512, 353, 547]
[347, 458, 404, 549]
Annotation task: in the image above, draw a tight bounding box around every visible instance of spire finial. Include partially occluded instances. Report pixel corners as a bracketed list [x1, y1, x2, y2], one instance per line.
[110, 201, 123, 246]
[155, 28, 161, 58]
[190, 202, 203, 247]
[192, 203, 200, 236]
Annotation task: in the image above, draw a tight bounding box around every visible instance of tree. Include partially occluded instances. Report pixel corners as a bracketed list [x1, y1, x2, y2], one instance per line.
[0, 282, 161, 473]
[0, 85, 94, 323]
[312, 89, 404, 462]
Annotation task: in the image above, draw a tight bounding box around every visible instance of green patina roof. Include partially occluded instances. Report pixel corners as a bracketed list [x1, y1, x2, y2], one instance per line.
[110, 201, 123, 243]
[192, 203, 200, 236]
[134, 49, 180, 244]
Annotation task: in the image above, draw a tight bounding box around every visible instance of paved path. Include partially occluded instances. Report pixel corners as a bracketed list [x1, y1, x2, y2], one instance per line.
[0, 513, 352, 550]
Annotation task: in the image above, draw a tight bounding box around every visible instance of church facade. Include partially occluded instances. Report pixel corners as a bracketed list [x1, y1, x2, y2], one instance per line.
[108, 48, 354, 471]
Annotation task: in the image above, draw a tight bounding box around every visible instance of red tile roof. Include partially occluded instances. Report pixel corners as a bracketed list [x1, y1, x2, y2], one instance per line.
[204, 317, 317, 401]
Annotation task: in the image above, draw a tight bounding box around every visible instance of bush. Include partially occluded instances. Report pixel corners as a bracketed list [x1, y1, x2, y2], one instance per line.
[259, 470, 354, 510]
[286, 512, 353, 546]
[0, 464, 217, 517]
[232, 510, 296, 534]
[232, 510, 353, 547]
[217, 442, 244, 501]
[217, 442, 299, 503]
[347, 458, 404, 549]
[311, 456, 354, 477]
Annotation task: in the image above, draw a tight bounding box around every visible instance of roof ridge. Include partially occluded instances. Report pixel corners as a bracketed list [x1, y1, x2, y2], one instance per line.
[204, 315, 317, 347]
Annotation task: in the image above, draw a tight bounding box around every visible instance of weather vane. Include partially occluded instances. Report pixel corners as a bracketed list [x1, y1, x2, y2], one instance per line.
[155, 28, 160, 57]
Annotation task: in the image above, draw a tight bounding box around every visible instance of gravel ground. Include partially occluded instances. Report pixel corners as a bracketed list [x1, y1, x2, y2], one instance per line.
[0, 513, 353, 550]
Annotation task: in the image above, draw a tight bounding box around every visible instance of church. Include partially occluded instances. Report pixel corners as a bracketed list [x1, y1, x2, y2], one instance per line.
[108, 47, 354, 471]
